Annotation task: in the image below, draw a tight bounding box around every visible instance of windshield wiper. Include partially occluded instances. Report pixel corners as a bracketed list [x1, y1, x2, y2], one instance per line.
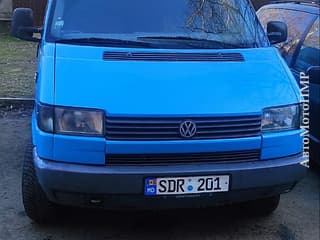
[55, 37, 159, 48]
[137, 36, 254, 49]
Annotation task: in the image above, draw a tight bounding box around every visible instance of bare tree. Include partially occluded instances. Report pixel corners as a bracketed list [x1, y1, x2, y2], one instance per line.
[185, 0, 265, 45]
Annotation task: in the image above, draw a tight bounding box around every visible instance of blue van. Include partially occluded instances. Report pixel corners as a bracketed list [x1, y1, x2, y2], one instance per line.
[11, 0, 308, 223]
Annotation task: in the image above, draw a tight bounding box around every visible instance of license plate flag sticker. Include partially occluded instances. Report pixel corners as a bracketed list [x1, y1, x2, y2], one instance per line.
[145, 178, 158, 196]
[144, 176, 229, 196]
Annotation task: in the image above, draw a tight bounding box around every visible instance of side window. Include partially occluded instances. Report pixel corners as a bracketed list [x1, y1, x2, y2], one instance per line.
[294, 17, 320, 72]
[257, 8, 315, 63]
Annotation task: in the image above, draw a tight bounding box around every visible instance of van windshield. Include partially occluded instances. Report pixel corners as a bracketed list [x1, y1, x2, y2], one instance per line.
[47, 0, 269, 49]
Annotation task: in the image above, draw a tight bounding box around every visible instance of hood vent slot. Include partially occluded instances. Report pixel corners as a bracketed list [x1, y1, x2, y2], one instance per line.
[103, 52, 244, 62]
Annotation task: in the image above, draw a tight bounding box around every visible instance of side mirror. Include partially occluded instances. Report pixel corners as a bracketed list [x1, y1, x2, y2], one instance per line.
[267, 21, 288, 44]
[307, 66, 320, 85]
[10, 8, 42, 42]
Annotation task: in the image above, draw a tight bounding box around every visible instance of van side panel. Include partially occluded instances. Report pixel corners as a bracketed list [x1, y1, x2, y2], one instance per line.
[36, 43, 55, 105]
[32, 112, 54, 160]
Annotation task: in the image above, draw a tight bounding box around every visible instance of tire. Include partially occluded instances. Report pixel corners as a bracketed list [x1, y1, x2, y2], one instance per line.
[240, 195, 280, 216]
[22, 144, 58, 223]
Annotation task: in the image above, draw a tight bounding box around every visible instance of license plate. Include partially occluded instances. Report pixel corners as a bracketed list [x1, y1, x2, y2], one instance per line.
[144, 175, 230, 196]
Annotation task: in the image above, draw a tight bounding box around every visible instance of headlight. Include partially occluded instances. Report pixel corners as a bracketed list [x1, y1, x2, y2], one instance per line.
[262, 104, 300, 132]
[55, 107, 104, 136]
[37, 104, 104, 136]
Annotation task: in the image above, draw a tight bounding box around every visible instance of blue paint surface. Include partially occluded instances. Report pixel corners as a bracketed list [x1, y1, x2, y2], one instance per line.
[34, 36, 301, 164]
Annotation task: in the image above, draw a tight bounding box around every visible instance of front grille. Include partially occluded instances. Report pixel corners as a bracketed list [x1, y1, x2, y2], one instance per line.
[105, 115, 262, 141]
[103, 52, 245, 62]
[106, 150, 261, 165]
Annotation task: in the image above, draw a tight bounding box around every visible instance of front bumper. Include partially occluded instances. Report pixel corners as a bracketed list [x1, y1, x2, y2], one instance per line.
[34, 149, 307, 209]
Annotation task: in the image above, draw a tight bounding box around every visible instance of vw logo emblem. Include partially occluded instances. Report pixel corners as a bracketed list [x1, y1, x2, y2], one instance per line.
[180, 121, 197, 138]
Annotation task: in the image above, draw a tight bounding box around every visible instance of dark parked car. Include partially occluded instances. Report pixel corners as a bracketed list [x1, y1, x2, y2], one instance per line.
[257, 1, 320, 167]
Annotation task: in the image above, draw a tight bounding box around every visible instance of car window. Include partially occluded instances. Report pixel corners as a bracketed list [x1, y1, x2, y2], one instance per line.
[294, 17, 320, 72]
[47, 0, 269, 48]
[257, 8, 315, 63]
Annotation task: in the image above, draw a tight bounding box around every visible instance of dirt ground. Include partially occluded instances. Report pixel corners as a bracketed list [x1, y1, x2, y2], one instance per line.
[0, 35, 36, 98]
[0, 108, 319, 240]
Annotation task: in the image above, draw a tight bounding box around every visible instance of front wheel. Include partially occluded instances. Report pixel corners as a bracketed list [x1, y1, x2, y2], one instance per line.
[22, 144, 58, 223]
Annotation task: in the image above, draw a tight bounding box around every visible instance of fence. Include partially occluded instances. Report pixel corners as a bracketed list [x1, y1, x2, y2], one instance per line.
[12, 0, 47, 26]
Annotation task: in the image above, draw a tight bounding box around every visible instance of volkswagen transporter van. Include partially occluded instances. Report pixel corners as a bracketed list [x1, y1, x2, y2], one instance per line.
[11, 0, 308, 223]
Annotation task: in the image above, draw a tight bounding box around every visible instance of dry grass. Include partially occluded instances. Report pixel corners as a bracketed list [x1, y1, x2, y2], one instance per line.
[0, 34, 37, 98]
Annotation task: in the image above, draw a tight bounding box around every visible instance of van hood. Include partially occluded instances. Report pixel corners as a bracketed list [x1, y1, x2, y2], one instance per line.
[54, 44, 299, 116]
